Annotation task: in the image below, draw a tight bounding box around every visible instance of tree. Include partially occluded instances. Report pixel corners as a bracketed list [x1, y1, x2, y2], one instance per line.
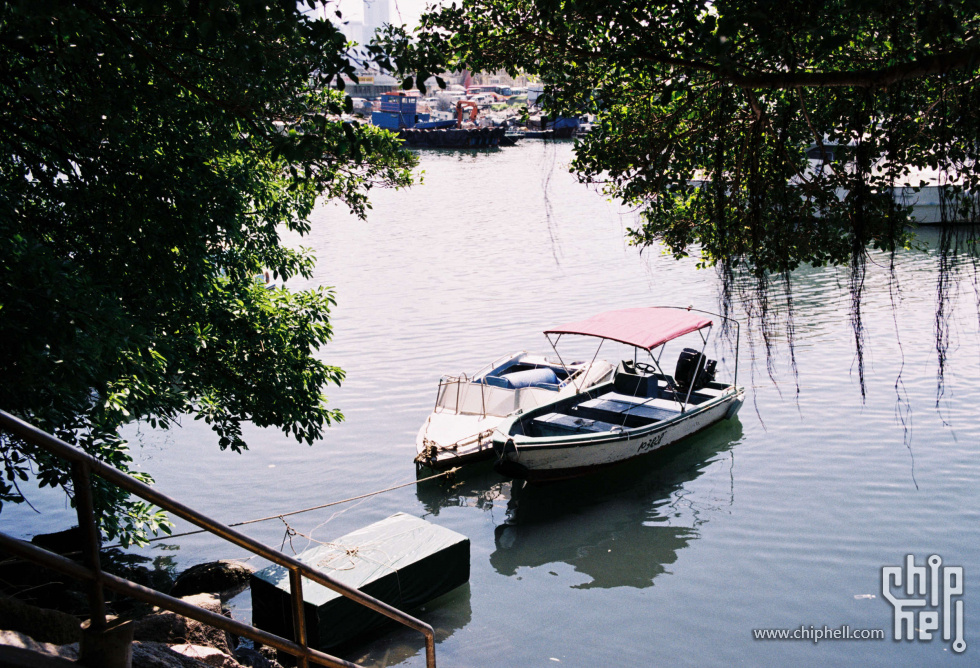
[0, 0, 416, 544]
[385, 0, 980, 273]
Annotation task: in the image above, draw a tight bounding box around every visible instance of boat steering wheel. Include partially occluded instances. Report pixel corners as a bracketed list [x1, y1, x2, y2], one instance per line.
[633, 362, 657, 375]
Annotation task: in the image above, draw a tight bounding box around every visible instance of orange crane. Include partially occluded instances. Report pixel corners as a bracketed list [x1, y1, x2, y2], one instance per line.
[456, 100, 479, 128]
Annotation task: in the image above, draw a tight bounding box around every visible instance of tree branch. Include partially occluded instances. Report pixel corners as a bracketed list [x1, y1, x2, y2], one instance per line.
[727, 44, 980, 89]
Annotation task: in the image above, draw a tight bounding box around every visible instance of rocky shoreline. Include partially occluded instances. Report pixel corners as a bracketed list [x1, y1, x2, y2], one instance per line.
[0, 549, 278, 668]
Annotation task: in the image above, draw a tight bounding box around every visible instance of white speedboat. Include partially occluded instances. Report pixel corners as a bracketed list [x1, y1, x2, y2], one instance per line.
[491, 307, 744, 482]
[415, 351, 615, 470]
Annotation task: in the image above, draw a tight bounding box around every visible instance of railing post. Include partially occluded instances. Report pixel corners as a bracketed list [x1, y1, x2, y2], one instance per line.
[72, 461, 106, 630]
[290, 567, 310, 668]
[73, 461, 135, 668]
[425, 634, 437, 667]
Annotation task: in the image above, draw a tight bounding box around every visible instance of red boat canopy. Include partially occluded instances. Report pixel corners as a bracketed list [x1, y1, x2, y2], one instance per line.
[544, 307, 713, 351]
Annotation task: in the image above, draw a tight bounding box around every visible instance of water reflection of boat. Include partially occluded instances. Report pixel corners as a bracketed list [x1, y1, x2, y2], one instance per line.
[414, 461, 511, 517]
[490, 419, 742, 589]
[415, 351, 614, 470]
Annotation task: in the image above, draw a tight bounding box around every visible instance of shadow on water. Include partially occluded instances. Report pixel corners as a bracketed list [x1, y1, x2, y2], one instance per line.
[489, 418, 743, 590]
[341, 583, 473, 666]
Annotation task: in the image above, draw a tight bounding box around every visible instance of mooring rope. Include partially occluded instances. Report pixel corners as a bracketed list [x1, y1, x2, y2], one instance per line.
[104, 466, 460, 548]
[414, 427, 495, 465]
[275, 520, 426, 605]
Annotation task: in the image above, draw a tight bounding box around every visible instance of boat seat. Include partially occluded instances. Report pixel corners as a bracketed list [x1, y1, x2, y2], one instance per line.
[603, 391, 658, 405]
[531, 412, 620, 437]
[570, 397, 678, 428]
[604, 391, 682, 408]
[485, 367, 560, 389]
[656, 388, 714, 405]
[607, 389, 711, 410]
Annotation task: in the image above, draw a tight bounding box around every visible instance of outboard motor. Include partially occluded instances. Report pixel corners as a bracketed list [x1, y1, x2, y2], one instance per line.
[674, 348, 717, 393]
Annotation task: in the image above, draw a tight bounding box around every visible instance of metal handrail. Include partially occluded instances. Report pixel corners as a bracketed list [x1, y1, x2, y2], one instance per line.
[0, 410, 437, 668]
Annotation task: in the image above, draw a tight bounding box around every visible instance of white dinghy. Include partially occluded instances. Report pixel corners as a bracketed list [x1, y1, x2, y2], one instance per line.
[491, 307, 744, 482]
[415, 350, 615, 470]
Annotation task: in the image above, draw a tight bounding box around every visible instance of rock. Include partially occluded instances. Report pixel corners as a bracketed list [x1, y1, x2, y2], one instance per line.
[0, 629, 79, 665]
[0, 551, 87, 616]
[31, 526, 91, 557]
[101, 548, 177, 596]
[171, 561, 255, 599]
[0, 539, 171, 618]
[133, 641, 212, 668]
[0, 595, 82, 645]
[235, 646, 283, 668]
[257, 644, 279, 663]
[133, 593, 235, 655]
[170, 644, 244, 667]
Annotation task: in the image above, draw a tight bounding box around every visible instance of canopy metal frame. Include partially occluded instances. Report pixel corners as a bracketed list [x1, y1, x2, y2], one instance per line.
[542, 306, 740, 413]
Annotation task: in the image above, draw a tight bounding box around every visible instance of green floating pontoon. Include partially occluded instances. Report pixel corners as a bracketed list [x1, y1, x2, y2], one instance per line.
[251, 512, 469, 651]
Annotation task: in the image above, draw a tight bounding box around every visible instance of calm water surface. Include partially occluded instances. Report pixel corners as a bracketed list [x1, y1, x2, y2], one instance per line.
[7, 142, 980, 666]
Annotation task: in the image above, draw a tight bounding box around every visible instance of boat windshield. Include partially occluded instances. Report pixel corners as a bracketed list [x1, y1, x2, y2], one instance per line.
[434, 378, 565, 417]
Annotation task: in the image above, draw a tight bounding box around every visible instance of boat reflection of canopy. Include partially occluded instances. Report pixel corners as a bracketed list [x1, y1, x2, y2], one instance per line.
[492, 306, 745, 482]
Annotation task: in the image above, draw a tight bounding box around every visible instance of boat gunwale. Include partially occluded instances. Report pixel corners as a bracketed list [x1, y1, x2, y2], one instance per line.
[494, 381, 743, 452]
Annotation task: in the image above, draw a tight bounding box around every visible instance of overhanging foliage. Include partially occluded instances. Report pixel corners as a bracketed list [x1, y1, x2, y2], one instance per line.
[385, 0, 980, 273]
[0, 0, 416, 543]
